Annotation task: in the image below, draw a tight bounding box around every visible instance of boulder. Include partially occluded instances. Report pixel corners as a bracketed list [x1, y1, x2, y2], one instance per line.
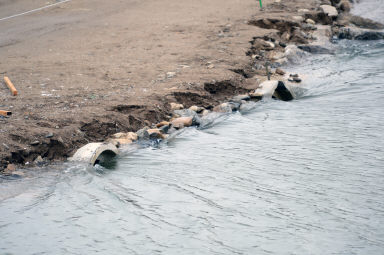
[320, 5, 338, 17]
[171, 117, 193, 129]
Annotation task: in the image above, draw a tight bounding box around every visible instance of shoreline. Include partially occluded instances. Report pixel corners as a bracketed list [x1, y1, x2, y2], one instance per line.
[1, 0, 383, 172]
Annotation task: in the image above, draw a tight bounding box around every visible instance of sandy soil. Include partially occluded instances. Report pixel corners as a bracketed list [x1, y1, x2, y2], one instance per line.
[0, 0, 330, 169]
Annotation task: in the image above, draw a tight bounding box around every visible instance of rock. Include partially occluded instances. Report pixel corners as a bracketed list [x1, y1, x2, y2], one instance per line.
[212, 103, 233, 113]
[298, 45, 334, 54]
[166, 72, 176, 78]
[338, 0, 351, 12]
[254, 39, 275, 50]
[306, 18, 316, 25]
[171, 117, 193, 129]
[265, 41, 275, 50]
[270, 51, 285, 61]
[279, 41, 287, 48]
[159, 124, 170, 134]
[174, 109, 197, 118]
[254, 80, 279, 98]
[284, 45, 308, 63]
[45, 133, 54, 138]
[320, 5, 338, 17]
[321, 0, 332, 5]
[288, 77, 302, 83]
[6, 164, 16, 172]
[147, 129, 166, 140]
[275, 68, 286, 75]
[201, 109, 210, 116]
[298, 9, 310, 13]
[228, 102, 241, 111]
[108, 138, 133, 146]
[34, 156, 44, 166]
[230, 95, 250, 103]
[136, 127, 150, 140]
[281, 32, 291, 42]
[274, 57, 288, 66]
[30, 141, 40, 146]
[293, 16, 304, 22]
[273, 81, 294, 101]
[111, 132, 138, 141]
[189, 105, 204, 113]
[156, 121, 170, 128]
[110, 132, 137, 145]
[170, 102, 184, 110]
[173, 109, 201, 126]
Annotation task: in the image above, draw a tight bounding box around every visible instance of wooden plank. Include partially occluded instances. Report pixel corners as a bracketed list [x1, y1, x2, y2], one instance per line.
[4, 76, 18, 96]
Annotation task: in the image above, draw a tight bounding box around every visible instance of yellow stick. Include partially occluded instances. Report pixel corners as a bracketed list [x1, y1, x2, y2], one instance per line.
[4, 76, 18, 96]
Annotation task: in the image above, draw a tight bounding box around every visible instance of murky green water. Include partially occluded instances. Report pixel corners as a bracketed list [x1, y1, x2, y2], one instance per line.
[1, 3, 384, 255]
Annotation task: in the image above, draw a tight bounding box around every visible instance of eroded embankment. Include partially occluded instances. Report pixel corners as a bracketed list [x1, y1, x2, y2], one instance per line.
[2, 0, 383, 173]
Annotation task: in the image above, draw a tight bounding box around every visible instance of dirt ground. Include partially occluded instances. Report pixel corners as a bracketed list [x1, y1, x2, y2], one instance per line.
[0, 0, 328, 169]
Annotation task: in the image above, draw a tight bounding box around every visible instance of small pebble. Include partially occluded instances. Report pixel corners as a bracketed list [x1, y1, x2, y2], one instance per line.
[45, 133, 54, 138]
[275, 68, 286, 75]
[30, 141, 40, 146]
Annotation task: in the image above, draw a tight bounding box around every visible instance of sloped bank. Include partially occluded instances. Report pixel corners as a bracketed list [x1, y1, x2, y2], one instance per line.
[69, 79, 304, 166]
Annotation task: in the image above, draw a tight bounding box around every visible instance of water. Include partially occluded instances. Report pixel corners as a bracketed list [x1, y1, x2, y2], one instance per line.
[1, 5, 384, 255]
